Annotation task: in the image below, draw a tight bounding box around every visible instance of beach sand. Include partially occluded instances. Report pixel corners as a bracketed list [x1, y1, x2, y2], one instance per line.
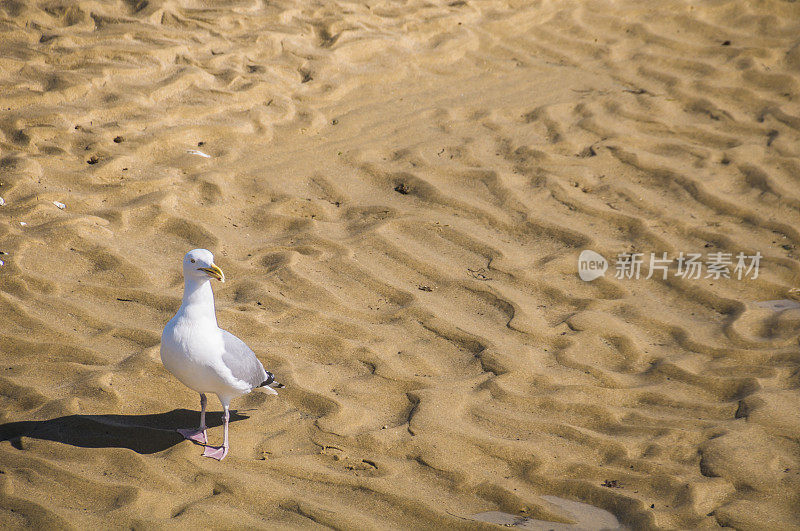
[1, 0, 800, 528]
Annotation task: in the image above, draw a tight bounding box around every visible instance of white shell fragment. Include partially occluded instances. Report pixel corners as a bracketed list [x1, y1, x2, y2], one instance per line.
[186, 149, 211, 158]
[756, 299, 800, 311]
[19, 222, 27, 226]
[53, 200, 66, 209]
[0, 196, 5, 206]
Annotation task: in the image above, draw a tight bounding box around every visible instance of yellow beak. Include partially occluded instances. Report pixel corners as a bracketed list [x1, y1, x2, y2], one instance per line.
[198, 264, 225, 282]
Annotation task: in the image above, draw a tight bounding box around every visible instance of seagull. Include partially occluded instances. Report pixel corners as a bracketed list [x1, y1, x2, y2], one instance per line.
[160, 249, 283, 460]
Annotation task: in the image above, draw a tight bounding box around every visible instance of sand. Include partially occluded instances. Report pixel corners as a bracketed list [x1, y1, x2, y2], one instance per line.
[1, 0, 800, 528]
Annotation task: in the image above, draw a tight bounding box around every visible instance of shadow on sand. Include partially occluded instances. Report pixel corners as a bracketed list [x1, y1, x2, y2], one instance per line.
[0, 409, 248, 454]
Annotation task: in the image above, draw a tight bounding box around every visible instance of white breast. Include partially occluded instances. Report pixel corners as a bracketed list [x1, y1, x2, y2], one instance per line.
[160, 315, 232, 394]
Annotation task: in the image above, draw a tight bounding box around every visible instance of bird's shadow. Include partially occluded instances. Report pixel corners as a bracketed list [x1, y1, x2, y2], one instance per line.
[0, 409, 248, 454]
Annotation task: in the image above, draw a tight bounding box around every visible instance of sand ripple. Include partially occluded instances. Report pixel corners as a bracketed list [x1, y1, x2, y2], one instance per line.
[1, 0, 799, 528]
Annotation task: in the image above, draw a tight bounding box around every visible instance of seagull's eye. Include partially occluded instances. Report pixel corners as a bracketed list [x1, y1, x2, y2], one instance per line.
[190, 258, 196, 263]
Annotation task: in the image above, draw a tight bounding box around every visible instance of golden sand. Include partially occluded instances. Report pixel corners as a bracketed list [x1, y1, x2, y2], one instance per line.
[1, 0, 799, 528]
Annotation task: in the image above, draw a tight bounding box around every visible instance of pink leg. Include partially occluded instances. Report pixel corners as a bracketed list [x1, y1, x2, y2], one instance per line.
[203, 406, 229, 460]
[178, 393, 208, 444]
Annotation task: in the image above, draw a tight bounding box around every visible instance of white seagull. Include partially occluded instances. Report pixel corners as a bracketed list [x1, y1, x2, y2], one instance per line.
[160, 249, 282, 460]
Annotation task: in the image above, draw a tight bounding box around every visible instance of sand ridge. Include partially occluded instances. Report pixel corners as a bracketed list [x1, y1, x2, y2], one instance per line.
[1, 0, 800, 528]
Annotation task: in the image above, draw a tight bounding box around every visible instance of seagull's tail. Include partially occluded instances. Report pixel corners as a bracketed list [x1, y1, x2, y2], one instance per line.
[260, 371, 285, 393]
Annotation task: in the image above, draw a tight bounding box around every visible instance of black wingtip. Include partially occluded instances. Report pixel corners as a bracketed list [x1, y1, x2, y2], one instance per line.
[260, 372, 280, 388]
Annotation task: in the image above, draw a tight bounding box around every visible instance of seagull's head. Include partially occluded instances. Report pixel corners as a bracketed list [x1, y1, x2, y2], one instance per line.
[183, 249, 225, 283]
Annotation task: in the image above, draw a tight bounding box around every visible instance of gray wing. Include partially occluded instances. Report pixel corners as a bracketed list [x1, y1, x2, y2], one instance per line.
[221, 329, 268, 389]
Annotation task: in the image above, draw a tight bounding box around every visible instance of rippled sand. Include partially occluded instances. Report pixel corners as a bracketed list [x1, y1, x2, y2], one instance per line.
[1, 0, 800, 528]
